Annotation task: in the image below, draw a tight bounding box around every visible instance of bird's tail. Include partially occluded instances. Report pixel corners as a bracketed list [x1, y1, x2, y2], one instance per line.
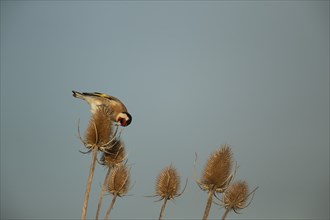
[72, 90, 85, 99]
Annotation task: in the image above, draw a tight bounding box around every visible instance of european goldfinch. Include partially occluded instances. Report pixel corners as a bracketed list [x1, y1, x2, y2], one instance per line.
[72, 90, 132, 127]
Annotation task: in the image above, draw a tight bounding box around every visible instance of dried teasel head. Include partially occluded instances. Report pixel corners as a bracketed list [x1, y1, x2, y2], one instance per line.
[100, 139, 127, 168]
[156, 165, 182, 200]
[223, 180, 258, 213]
[224, 181, 248, 211]
[146, 165, 187, 203]
[107, 164, 130, 197]
[84, 105, 113, 149]
[199, 144, 233, 193]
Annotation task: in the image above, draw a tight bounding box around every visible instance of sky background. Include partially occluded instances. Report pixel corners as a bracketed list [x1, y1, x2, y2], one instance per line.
[1, 1, 329, 219]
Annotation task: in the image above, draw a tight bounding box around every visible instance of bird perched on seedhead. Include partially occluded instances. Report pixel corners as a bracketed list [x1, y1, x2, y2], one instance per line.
[72, 90, 132, 127]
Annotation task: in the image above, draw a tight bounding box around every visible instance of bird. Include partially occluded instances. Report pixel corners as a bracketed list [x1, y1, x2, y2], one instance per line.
[72, 90, 132, 127]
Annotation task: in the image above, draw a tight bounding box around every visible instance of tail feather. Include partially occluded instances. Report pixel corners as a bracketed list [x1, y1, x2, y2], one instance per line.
[72, 90, 84, 99]
[72, 90, 113, 102]
[82, 92, 99, 97]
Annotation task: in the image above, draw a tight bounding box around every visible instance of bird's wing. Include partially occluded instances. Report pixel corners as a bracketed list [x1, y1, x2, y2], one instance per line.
[93, 92, 122, 102]
[81, 92, 117, 101]
[82, 92, 126, 109]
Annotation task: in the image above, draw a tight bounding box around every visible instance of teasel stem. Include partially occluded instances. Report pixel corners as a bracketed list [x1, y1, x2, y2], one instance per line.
[104, 193, 118, 220]
[159, 197, 168, 220]
[95, 167, 111, 220]
[202, 188, 215, 220]
[221, 208, 230, 220]
[81, 146, 98, 220]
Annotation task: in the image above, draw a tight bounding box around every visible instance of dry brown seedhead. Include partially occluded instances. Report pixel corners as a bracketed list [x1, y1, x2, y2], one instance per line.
[224, 181, 248, 211]
[84, 105, 113, 149]
[222, 181, 258, 214]
[100, 139, 127, 168]
[107, 164, 130, 197]
[149, 165, 187, 220]
[198, 144, 233, 193]
[155, 165, 186, 200]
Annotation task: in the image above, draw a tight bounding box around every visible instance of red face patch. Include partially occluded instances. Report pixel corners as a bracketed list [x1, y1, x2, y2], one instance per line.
[119, 117, 127, 126]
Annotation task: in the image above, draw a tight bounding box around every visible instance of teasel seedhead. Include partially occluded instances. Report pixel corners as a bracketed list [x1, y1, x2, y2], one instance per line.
[84, 105, 113, 148]
[100, 139, 127, 168]
[107, 164, 130, 197]
[222, 180, 258, 214]
[196, 144, 235, 193]
[78, 105, 122, 154]
[148, 165, 187, 220]
[155, 165, 187, 200]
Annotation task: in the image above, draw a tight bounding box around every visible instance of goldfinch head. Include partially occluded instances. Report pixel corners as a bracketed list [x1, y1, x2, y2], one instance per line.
[116, 112, 132, 127]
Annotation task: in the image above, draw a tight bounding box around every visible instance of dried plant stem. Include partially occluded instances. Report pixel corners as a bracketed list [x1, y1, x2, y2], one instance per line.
[202, 188, 215, 220]
[95, 168, 111, 220]
[104, 193, 118, 220]
[221, 208, 230, 220]
[159, 198, 168, 220]
[81, 147, 98, 220]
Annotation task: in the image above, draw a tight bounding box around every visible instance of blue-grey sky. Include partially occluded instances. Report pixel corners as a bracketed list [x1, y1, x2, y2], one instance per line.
[1, 1, 329, 219]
